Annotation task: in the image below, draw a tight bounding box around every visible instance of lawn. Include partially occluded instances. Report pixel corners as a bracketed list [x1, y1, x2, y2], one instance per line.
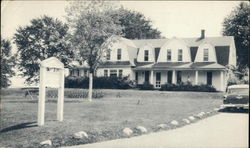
[0, 88, 223, 148]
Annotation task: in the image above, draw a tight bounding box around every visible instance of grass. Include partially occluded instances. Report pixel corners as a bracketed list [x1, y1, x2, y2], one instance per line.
[0, 88, 223, 148]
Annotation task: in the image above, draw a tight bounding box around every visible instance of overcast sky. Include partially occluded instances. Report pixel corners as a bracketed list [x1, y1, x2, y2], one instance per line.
[1, 0, 244, 40]
[1, 0, 245, 87]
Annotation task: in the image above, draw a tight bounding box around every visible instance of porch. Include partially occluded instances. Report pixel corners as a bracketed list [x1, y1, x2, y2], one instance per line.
[134, 69, 227, 91]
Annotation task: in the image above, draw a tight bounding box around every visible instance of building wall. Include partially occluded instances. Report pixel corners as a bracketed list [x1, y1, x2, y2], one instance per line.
[106, 42, 130, 61]
[135, 70, 226, 91]
[195, 43, 217, 62]
[137, 44, 155, 62]
[158, 38, 191, 62]
[96, 67, 133, 79]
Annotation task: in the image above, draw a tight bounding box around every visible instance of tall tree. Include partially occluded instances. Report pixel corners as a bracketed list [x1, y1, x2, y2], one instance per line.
[14, 15, 73, 84]
[66, 1, 123, 101]
[111, 7, 162, 39]
[222, 2, 249, 70]
[1, 38, 15, 88]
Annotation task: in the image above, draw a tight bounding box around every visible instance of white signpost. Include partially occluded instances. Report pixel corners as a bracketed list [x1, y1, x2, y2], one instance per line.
[38, 57, 65, 126]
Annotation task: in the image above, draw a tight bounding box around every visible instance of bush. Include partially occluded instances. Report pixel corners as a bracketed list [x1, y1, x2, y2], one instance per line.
[160, 83, 217, 92]
[65, 76, 135, 89]
[46, 89, 104, 99]
[137, 82, 154, 90]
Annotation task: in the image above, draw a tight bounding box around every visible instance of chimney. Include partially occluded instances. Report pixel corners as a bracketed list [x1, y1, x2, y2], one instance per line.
[201, 29, 205, 39]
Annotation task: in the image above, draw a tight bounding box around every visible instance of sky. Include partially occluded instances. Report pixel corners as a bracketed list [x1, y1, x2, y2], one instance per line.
[0, 0, 246, 87]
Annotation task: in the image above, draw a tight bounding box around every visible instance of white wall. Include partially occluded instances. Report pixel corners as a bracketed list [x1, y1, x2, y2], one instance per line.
[229, 38, 237, 67]
[96, 68, 133, 79]
[195, 43, 217, 62]
[157, 38, 191, 62]
[137, 44, 155, 62]
[105, 42, 130, 62]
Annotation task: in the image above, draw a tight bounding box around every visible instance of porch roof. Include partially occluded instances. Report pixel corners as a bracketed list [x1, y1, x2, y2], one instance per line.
[133, 62, 226, 70]
[98, 61, 132, 68]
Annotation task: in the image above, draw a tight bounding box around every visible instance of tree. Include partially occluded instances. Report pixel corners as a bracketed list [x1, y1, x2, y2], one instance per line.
[222, 2, 249, 70]
[66, 1, 123, 101]
[111, 7, 162, 39]
[1, 38, 15, 88]
[14, 15, 73, 84]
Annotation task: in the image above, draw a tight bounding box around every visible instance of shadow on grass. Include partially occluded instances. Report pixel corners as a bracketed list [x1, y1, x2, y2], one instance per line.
[0, 121, 37, 133]
[219, 108, 249, 114]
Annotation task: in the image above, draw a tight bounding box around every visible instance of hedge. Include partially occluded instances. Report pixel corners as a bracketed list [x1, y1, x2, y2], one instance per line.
[160, 83, 217, 92]
[65, 76, 135, 89]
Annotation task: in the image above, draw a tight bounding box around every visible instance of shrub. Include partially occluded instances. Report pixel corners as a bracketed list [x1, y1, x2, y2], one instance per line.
[46, 89, 104, 99]
[160, 83, 217, 92]
[65, 76, 135, 89]
[137, 82, 154, 90]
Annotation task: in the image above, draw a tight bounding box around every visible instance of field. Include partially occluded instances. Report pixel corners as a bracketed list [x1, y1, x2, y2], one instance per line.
[0, 88, 223, 148]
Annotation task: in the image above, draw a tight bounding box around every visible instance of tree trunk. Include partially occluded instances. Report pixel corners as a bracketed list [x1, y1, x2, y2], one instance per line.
[88, 72, 93, 101]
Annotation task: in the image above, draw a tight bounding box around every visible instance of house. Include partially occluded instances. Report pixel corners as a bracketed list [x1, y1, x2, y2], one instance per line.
[69, 30, 236, 91]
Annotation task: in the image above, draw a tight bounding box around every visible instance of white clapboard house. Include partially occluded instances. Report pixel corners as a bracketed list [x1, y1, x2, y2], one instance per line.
[69, 30, 236, 91]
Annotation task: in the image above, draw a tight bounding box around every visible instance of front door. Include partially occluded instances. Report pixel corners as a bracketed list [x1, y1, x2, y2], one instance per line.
[156, 72, 161, 88]
[145, 71, 150, 83]
[207, 72, 212, 85]
[167, 71, 172, 84]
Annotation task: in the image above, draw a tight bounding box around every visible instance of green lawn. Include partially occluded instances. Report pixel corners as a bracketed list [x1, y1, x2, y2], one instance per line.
[0, 89, 223, 148]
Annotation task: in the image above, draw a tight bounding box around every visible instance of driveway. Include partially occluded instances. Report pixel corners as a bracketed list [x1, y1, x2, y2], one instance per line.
[63, 112, 249, 148]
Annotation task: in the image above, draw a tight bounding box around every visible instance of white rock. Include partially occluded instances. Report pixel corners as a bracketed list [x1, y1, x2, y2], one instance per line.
[206, 112, 211, 114]
[214, 108, 219, 111]
[200, 112, 205, 115]
[182, 118, 190, 124]
[135, 126, 147, 133]
[40, 140, 52, 146]
[188, 116, 196, 121]
[122, 127, 133, 136]
[74, 131, 88, 139]
[157, 124, 168, 129]
[170, 120, 179, 125]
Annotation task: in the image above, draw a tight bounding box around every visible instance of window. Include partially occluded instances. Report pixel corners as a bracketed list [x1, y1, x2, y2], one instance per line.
[203, 48, 209, 61]
[178, 49, 183, 61]
[156, 72, 161, 88]
[110, 70, 117, 77]
[84, 70, 88, 77]
[135, 72, 138, 84]
[106, 50, 111, 60]
[117, 48, 122, 60]
[118, 69, 123, 77]
[144, 50, 149, 61]
[77, 69, 80, 77]
[177, 71, 182, 84]
[104, 70, 108, 77]
[167, 49, 171, 61]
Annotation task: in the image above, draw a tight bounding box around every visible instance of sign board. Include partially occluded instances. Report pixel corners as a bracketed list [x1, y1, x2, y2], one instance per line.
[38, 57, 65, 126]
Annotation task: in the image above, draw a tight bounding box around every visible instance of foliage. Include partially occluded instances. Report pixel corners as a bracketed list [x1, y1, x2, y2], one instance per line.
[66, 1, 123, 72]
[137, 82, 155, 90]
[110, 7, 162, 39]
[222, 2, 249, 69]
[65, 76, 135, 89]
[0, 38, 15, 88]
[160, 83, 217, 92]
[227, 65, 249, 86]
[66, 1, 123, 100]
[14, 15, 72, 84]
[46, 89, 104, 99]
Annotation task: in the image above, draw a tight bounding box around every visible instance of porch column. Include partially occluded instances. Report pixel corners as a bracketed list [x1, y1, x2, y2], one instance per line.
[150, 70, 154, 85]
[172, 70, 176, 84]
[220, 71, 224, 91]
[195, 70, 199, 85]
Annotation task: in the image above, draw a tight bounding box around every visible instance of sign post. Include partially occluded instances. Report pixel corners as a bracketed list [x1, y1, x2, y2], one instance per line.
[38, 57, 65, 126]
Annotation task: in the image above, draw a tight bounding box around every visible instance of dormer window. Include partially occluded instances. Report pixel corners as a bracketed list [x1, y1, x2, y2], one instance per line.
[106, 50, 111, 60]
[167, 49, 171, 61]
[117, 48, 122, 60]
[203, 48, 209, 61]
[144, 50, 149, 61]
[178, 49, 183, 61]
